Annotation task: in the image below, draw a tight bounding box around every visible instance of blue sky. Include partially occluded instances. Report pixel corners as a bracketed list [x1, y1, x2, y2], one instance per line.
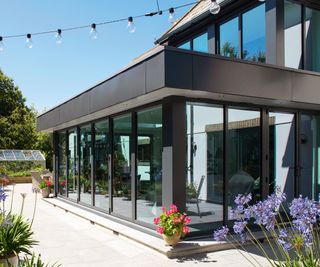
[0, 0, 192, 113]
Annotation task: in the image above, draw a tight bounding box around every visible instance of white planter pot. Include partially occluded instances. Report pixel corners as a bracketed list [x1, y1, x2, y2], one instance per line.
[0, 255, 19, 267]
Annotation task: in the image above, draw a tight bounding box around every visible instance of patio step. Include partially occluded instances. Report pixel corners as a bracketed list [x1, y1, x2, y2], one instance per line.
[42, 197, 238, 258]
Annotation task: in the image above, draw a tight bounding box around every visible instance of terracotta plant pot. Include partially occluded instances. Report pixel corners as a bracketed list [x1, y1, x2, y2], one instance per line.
[41, 188, 50, 198]
[0, 255, 19, 267]
[162, 233, 181, 246]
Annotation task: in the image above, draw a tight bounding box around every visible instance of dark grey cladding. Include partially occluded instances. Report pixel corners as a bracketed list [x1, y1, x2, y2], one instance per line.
[37, 45, 320, 132]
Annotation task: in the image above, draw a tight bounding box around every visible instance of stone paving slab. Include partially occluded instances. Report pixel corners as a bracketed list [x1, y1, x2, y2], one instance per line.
[4, 184, 271, 267]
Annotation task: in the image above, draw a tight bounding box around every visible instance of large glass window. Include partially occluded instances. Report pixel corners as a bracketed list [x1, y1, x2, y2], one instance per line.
[186, 103, 224, 232]
[58, 132, 67, 196]
[68, 129, 78, 200]
[193, 33, 209, 53]
[305, 7, 320, 72]
[269, 112, 295, 202]
[228, 108, 261, 218]
[137, 106, 162, 224]
[219, 17, 239, 58]
[112, 114, 132, 218]
[300, 114, 320, 200]
[242, 4, 266, 62]
[79, 125, 92, 205]
[94, 121, 109, 211]
[284, 0, 302, 69]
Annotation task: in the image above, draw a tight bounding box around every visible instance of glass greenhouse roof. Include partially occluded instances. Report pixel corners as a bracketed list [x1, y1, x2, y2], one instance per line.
[0, 150, 45, 161]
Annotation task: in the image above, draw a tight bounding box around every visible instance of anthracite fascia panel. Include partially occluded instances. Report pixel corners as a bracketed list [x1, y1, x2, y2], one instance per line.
[37, 46, 320, 132]
[164, 47, 320, 106]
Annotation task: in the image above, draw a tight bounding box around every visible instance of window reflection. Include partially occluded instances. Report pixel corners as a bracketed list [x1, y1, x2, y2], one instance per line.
[137, 106, 162, 224]
[242, 4, 266, 62]
[94, 121, 109, 211]
[68, 129, 78, 200]
[178, 41, 191, 50]
[269, 112, 295, 202]
[79, 125, 92, 205]
[58, 132, 67, 196]
[113, 114, 132, 218]
[219, 17, 239, 58]
[305, 7, 320, 72]
[300, 114, 320, 200]
[284, 0, 302, 69]
[186, 103, 224, 232]
[193, 33, 208, 53]
[228, 108, 261, 218]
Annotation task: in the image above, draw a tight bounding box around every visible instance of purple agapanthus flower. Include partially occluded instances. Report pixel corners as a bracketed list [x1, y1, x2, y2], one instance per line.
[1, 216, 13, 229]
[213, 226, 229, 241]
[0, 187, 7, 202]
[233, 220, 247, 235]
[235, 194, 252, 206]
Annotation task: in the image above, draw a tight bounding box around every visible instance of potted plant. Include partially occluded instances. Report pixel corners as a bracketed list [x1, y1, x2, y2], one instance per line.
[0, 214, 38, 267]
[39, 180, 53, 198]
[153, 204, 191, 246]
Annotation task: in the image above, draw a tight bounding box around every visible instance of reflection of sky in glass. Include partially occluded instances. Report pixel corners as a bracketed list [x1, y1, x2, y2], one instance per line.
[243, 4, 266, 62]
[178, 41, 191, 50]
[219, 17, 239, 58]
[193, 33, 208, 53]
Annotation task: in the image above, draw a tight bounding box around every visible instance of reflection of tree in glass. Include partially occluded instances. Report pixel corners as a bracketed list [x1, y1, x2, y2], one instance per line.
[222, 42, 238, 58]
[243, 49, 266, 63]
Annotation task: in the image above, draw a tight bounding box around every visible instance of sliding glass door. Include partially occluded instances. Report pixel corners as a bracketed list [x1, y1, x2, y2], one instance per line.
[112, 114, 132, 218]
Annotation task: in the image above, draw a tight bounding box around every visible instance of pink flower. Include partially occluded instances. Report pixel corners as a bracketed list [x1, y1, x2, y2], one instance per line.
[170, 204, 178, 213]
[184, 217, 191, 224]
[182, 226, 190, 234]
[157, 227, 165, 234]
[166, 210, 172, 216]
[153, 217, 160, 225]
[161, 206, 166, 211]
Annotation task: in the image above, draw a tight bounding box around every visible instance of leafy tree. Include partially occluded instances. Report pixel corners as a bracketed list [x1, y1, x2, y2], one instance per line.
[0, 70, 53, 169]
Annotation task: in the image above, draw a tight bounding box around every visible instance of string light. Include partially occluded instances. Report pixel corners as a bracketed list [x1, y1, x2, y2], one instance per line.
[26, 34, 33, 49]
[90, 23, 98, 39]
[55, 29, 62, 44]
[127, 17, 136, 33]
[209, 0, 221, 15]
[168, 8, 176, 24]
[0, 0, 217, 51]
[0, 37, 3, 52]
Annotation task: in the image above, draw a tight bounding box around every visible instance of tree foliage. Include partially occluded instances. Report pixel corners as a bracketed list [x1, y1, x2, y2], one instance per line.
[0, 70, 52, 169]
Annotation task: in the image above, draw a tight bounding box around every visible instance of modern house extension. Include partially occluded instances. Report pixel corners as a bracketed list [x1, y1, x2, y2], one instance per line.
[37, 0, 320, 237]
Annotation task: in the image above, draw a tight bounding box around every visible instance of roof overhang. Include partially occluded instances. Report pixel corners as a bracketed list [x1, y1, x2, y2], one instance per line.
[37, 46, 320, 132]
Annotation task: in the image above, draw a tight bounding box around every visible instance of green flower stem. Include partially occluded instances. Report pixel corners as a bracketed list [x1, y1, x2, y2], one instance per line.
[30, 192, 38, 228]
[9, 183, 15, 213]
[227, 235, 262, 267]
[244, 225, 276, 267]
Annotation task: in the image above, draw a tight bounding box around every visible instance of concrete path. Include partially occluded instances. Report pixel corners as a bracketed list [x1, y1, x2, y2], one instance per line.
[4, 184, 270, 267]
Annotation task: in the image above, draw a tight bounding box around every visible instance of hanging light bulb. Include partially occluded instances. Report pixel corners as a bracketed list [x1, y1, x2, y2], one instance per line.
[0, 37, 4, 52]
[209, 0, 221, 15]
[127, 17, 136, 33]
[26, 34, 33, 49]
[90, 23, 98, 39]
[55, 29, 62, 44]
[168, 8, 176, 24]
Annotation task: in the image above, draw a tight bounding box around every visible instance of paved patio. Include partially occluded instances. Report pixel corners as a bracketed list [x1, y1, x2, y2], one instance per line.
[5, 184, 270, 267]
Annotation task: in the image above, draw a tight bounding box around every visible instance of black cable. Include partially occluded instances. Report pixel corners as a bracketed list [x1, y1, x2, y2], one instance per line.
[1, 0, 200, 39]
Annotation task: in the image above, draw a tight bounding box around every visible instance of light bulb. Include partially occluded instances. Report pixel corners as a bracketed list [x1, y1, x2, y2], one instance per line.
[55, 29, 62, 44]
[258, 0, 265, 1]
[0, 37, 3, 52]
[127, 17, 136, 33]
[90, 23, 98, 39]
[210, 0, 221, 15]
[168, 8, 176, 24]
[26, 34, 33, 49]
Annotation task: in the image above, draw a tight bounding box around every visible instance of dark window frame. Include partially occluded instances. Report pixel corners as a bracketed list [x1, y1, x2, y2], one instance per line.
[217, 2, 266, 61]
